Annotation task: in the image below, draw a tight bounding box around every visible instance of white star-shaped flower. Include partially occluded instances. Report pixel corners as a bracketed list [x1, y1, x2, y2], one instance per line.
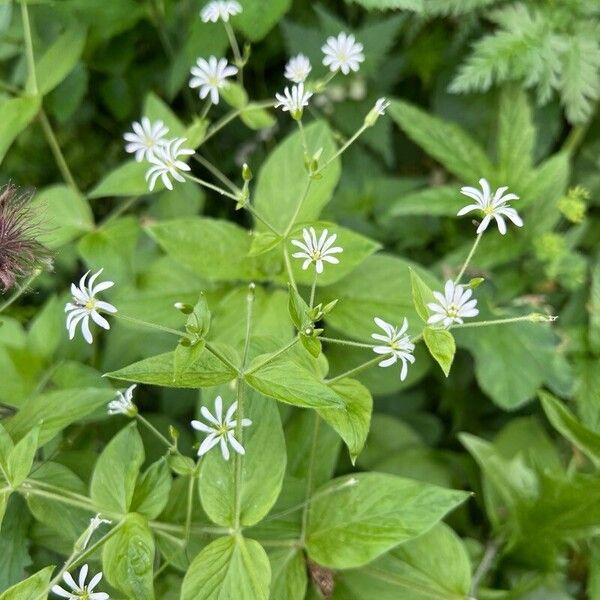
[123, 117, 169, 162]
[427, 280, 479, 328]
[458, 178, 523, 235]
[108, 384, 138, 417]
[189, 56, 238, 105]
[65, 269, 117, 345]
[191, 395, 251, 461]
[371, 317, 415, 381]
[284, 54, 312, 83]
[322, 32, 365, 75]
[291, 227, 343, 274]
[274, 83, 313, 119]
[51, 564, 109, 600]
[145, 137, 194, 191]
[200, 0, 242, 23]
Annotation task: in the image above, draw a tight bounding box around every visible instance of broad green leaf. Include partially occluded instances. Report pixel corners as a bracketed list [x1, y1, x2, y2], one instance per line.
[88, 160, 152, 198]
[387, 185, 465, 217]
[106, 348, 237, 388]
[540, 391, 600, 468]
[32, 26, 87, 95]
[102, 513, 155, 600]
[131, 458, 172, 519]
[423, 328, 456, 377]
[268, 548, 307, 600]
[245, 359, 343, 409]
[0, 494, 8, 530]
[248, 232, 281, 257]
[199, 387, 286, 527]
[30, 185, 93, 248]
[174, 340, 206, 381]
[90, 424, 144, 514]
[334, 523, 471, 600]
[27, 296, 65, 359]
[146, 218, 257, 281]
[234, 0, 292, 41]
[254, 121, 341, 231]
[0, 566, 53, 600]
[7, 427, 38, 487]
[240, 104, 276, 130]
[0, 96, 41, 164]
[319, 378, 372, 463]
[144, 91, 186, 138]
[348, 0, 423, 10]
[389, 99, 493, 183]
[306, 473, 469, 568]
[0, 495, 31, 590]
[221, 82, 248, 109]
[409, 268, 434, 322]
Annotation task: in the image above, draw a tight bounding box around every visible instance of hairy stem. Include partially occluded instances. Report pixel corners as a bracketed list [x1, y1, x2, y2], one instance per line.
[113, 313, 188, 339]
[186, 174, 239, 200]
[136, 413, 175, 451]
[318, 336, 374, 349]
[317, 123, 368, 174]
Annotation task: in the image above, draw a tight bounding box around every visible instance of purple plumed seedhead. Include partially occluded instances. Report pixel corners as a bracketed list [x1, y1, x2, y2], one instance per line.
[0, 184, 52, 292]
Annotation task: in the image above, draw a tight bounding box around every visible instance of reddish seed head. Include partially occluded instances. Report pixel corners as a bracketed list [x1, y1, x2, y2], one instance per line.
[0, 184, 52, 292]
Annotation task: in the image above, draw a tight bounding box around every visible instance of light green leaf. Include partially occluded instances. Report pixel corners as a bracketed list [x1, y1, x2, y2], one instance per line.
[87, 159, 150, 198]
[234, 0, 292, 41]
[7, 427, 38, 487]
[245, 359, 343, 409]
[102, 513, 155, 600]
[319, 378, 372, 463]
[590, 259, 600, 355]
[106, 348, 237, 388]
[423, 328, 456, 377]
[174, 340, 206, 382]
[409, 268, 434, 322]
[387, 185, 465, 217]
[306, 473, 469, 568]
[181, 536, 271, 600]
[90, 424, 144, 514]
[389, 99, 493, 183]
[240, 104, 276, 130]
[348, 0, 423, 10]
[254, 121, 341, 231]
[199, 387, 286, 527]
[144, 91, 186, 138]
[540, 391, 600, 468]
[268, 548, 307, 600]
[131, 458, 172, 519]
[0, 96, 41, 164]
[221, 82, 248, 109]
[0, 566, 53, 600]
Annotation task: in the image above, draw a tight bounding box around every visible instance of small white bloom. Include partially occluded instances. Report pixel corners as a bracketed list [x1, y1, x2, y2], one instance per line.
[371, 317, 415, 381]
[291, 227, 343, 274]
[458, 178, 523, 235]
[145, 137, 194, 191]
[191, 395, 251, 461]
[274, 83, 313, 119]
[123, 117, 169, 162]
[200, 0, 242, 23]
[284, 54, 312, 83]
[107, 384, 138, 417]
[65, 270, 117, 345]
[79, 514, 112, 550]
[189, 56, 238, 105]
[365, 97, 390, 126]
[322, 32, 365, 75]
[427, 280, 479, 328]
[51, 564, 109, 600]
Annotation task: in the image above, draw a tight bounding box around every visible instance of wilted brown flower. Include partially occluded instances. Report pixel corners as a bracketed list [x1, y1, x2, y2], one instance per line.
[0, 184, 52, 292]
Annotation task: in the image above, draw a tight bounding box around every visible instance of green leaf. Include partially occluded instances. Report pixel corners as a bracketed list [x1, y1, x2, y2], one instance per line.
[32, 26, 87, 95]
[288, 285, 310, 331]
[389, 99, 493, 183]
[306, 473, 469, 568]
[199, 387, 286, 527]
[131, 458, 172, 519]
[0, 566, 53, 600]
[174, 340, 206, 382]
[409, 268, 434, 322]
[181, 536, 271, 600]
[590, 259, 600, 355]
[245, 359, 343, 409]
[240, 104, 276, 130]
[102, 513, 155, 600]
[387, 185, 465, 217]
[319, 378, 372, 464]
[268, 548, 307, 600]
[144, 91, 186, 138]
[221, 82, 248, 109]
[539, 391, 600, 468]
[348, 0, 423, 10]
[0, 495, 31, 591]
[87, 160, 150, 198]
[7, 427, 38, 487]
[234, 0, 292, 41]
[0, 95, 41, 164]
[248, 232, 281, 257]
[335, 523, 471, 599]
[106, 348, 237, 388]
[254, 121, 341, 231]
[90, 424, 144, 514]
[423, 328, 455, 377]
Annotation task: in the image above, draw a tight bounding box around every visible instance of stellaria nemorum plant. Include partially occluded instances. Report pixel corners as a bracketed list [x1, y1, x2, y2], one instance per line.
[0, 183, 52, 292]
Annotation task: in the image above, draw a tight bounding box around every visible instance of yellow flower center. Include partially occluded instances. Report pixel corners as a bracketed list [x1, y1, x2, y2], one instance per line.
[84, 298, 97, 311]
[447, 303, 459, 318]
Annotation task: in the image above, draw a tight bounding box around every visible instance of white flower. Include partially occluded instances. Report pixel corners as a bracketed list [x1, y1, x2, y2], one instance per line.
[79, 514, 112, 550]
[200, 0, 242, 23]
[189, 56, 238, 105]
[365, 97, 390, 126]
[274, 83, 313, 119]
[284, 54, 312, 83]
[65, 270, 117, 345]
[191, 395, 251, 461]
[371, 317, 415, 381]
[123, 117, 169, 162]
[291, 227, 343, 274]
[458, 178, 523, 235]
[51, 564, 109, 600]
[108, 384, 138, 417]
[322, 32, 365, 75]
[427, 280, 479, 328]
[145, 137, 194, 191]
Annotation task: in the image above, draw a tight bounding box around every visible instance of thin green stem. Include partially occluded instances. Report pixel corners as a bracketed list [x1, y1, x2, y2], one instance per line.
[309, 271, 317, 309]
[455, 232, 483, 284]
[184, 473, 196, 544]
[224, 21, 243, 75]
[186, 174, 239, 200]
[450, 315, 542, 330]
[39, 110, 80, 193]
[24, 479, 93, 505]
[136, 413, 174, 451]
[246, 204, 281, 236]
[19, 486, 102, 515]
[313, 70, 337, 93]
[317, 123, 368, 175]
[326, 355, 381, 385]
[284, 179, 312, 237]
[0, 268, 41, 313]
[244, 336, 299, 375]
[300, 413, 320, 543]
[233, 378, 245, 531]
[193, 154, 239, 194]
[318, 336, 374, 349]
[113, 313, 188, 339]
[202, 100, 273, 144]
[283, 245, 297, 290]
[205, 342, 241, 375]
[199, 98, 212, 120]
[20, 1, 37, 95]
[297, 119, 309, 156]
[242, 284, 255, 369]
[99, 196, 140, 228]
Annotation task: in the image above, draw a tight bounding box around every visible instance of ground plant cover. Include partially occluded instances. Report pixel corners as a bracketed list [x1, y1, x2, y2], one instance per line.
[0, 0, 599, 598]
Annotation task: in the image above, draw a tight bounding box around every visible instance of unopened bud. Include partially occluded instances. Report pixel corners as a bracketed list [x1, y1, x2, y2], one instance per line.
[242, 163, 253, 181]
[365, 97, 390, 127]
[174, 302, 194, 315]
[467, 277, 485, 289]
[530, 313, 558, 323]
